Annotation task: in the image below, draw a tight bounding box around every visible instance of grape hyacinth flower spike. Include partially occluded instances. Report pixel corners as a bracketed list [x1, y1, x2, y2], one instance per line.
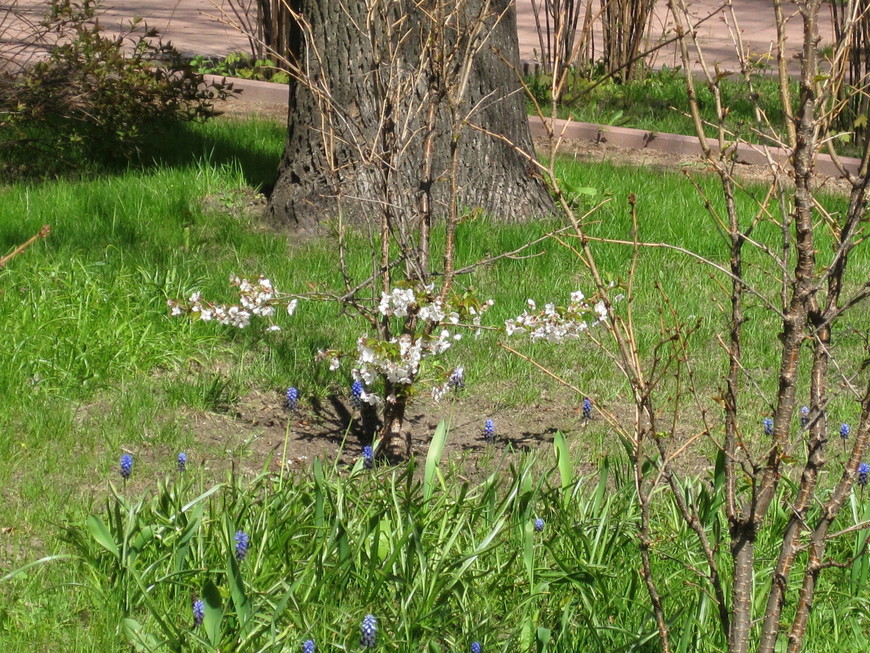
[286, 386, 299, 411]
[192, 599, 205, 628]
[840, 423, 850, 451]
[120, 453, 133, 480]
[351, 380, 364, 409]
[471, 642, 482, 653]
[483, 419, 495, 444]
[534, 517, 545, 533]
[361, 614, 377, 648]
[800, 406, 810, 428]
[234, 531, 250, 562]
[302, 639, 315, 653]
[362, 445, 374, 470]
[177, 452, 187, 472]
[582, 397, 593, 421]
[858, 462, 869, 488]
[763, 418, 774, 436]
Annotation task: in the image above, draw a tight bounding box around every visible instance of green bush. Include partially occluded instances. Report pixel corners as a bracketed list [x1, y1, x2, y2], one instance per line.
[0, 0, 233, 177]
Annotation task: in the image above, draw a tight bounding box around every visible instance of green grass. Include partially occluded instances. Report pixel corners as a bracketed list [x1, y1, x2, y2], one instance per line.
[0, 115, 868, 651]
[527, 67, 863, 158]
[51, 447, 655, 652]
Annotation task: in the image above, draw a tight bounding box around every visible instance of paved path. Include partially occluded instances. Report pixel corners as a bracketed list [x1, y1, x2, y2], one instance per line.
[516, 0, 833, 72]
[4, 0, 834, 71]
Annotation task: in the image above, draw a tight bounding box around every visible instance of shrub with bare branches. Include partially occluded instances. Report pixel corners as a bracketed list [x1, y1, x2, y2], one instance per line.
[0, 0, 231, 174]
[511, 0, 870, 650]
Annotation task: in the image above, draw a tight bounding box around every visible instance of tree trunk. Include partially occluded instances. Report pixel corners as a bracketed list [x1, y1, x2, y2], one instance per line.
[267, 0, 555, 231]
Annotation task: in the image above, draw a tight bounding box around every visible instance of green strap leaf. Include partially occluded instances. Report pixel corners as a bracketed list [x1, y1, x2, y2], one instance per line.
[0, 554, 75, 583]
[424, 420, 449, 503]
[202, 578, 223, 648]
[86, 514, 119, 559]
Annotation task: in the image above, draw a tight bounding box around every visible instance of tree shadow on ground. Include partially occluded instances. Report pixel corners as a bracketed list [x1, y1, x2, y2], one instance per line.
[142, 119, 285, 190]
[1, 116, 285, 190]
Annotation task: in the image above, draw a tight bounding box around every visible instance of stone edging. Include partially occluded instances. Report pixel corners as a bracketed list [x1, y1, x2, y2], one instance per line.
[206, 74, 862, 179]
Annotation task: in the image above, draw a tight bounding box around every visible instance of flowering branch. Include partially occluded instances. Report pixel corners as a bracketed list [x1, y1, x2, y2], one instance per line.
[167, 275, 298, 331]
[504, 290, 613, 343]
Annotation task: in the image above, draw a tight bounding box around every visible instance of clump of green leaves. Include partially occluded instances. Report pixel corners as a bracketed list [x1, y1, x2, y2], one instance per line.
[0, 0, 233, 177]
[190, 51, 290, 85]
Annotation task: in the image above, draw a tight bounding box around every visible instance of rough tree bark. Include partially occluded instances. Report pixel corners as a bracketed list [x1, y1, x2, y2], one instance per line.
[266, 0, 555, 231]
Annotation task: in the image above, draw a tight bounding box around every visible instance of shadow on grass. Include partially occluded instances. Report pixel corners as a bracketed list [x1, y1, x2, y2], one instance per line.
[143, 118, 285, 190]
[0, 116, 285, 190]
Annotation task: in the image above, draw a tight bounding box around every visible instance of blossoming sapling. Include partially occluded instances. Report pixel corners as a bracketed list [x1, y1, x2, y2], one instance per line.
[322, 281, 493, 456]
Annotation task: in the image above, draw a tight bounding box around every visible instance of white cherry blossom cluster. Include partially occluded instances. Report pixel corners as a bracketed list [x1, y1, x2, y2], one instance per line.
[352, 327, 460, 388]
[376, 284, 493, 330]
[504, 290, 610, 343]
[326, 283, 493, 405]
[168, 275, 297, 331]
[378, 287, 419, 318]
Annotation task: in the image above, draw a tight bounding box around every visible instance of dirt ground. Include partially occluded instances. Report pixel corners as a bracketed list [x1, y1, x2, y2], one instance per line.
[188, 387, 597, 476]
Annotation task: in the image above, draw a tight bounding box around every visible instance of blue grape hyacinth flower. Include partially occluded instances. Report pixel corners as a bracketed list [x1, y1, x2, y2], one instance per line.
[471, 642, 481, 653]
[483, 419, 495, 444]
[286, 386, 299, 410]
[362, 445, 374, 469]
[582, 397, 593, 420]
[858, 462, 869, 488]
[840, 423, 850, 440]
[234, 531, 250, 562]
[763, 418, 774, 436]
[534, 517, 545, 533]
[800, 406, 810, 428]
[302, 639, 315, 653]
[120, 453, 133, 480]
[192, 599, 205, 628]
[361, 614, 377, 648]
[351, 380, 364, 408]
[177, 452, 187, 472]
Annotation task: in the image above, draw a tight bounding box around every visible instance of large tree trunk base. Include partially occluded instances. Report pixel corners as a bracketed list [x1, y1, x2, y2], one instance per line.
[266, 0, 555, 232]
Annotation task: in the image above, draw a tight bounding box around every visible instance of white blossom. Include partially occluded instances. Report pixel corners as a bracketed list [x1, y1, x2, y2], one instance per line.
[168, 275, 297, 330]
[378, 287, 416, 317]
[594, 300, 608, 321]
[506, 290, 615, 343]
[418, 300, 445, 323]
[431, 382, 449, 402]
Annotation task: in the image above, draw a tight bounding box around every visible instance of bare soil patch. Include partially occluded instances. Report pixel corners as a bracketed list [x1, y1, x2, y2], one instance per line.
[180, 387, 595, 476]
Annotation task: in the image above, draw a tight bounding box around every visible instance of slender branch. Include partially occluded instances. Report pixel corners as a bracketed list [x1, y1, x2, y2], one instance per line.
[0, 225, 50, 269]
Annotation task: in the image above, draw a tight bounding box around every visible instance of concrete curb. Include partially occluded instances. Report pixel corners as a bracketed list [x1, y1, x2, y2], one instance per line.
[208, 75, 862, 180]
[208, 74, 290, 105]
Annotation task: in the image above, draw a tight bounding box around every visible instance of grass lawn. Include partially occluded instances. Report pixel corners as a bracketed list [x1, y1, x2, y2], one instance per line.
[527, 67, 865, 159]
[0, 115, 868, 651]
